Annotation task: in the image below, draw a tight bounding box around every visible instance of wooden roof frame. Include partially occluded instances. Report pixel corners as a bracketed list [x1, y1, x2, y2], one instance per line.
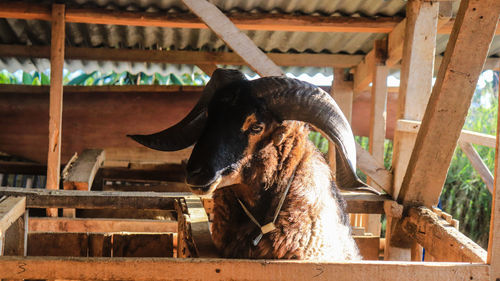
[1, 0, 500, 279]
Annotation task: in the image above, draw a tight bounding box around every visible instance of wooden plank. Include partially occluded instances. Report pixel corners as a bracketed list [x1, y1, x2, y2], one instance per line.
[354, 236, 380, 260]
[353, 51, 375, 93]
[46, 3, 65, 218]
[28, 232, 89, 257]
[63, 149, 105, 191]
[181, 0, 283, 77]
[328, 68, 354, 176]
[488, 85, 500, 280]
[0, 3, 401, 33]
[398, 0, 500, 207]
[386, 19, 406, 67]
[0, 197, 26, 233]
[437, 1, 453, 30]
[459, 141, 494, 193]
[29, 217, 177, 233]
[0, 44, 364, 68]
[0, 256, 490, 281]
[401, 206, 487, 263]
[355, 144, 392, 194]
[396, 119, 497, 148]
[0, 187, 186, 210]
[3, 212, 27, 256]
[88, 233, 111, 257]
[439, 18, 500, 35]
[112, 233, 174, 257]
[386, 0, 439, 262]
[365, 40, 388, 236]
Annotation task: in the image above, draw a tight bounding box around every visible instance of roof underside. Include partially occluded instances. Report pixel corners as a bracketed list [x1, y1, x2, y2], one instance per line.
[0, 0, 499, 76]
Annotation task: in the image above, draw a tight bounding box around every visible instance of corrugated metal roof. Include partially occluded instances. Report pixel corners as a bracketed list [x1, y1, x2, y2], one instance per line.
[0, 0, 498, 76]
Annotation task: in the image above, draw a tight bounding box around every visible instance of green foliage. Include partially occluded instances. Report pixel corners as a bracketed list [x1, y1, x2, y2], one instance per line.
[0, 70, 210, 86]
[439, 71, 498, 248]
[308, 131, 329, 154]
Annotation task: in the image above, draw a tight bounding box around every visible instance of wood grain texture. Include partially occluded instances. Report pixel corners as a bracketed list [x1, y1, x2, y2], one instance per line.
[401, 207, 487, 263]
[182, 0, 283, 77]
[29, 217, 177, 233]
[0, 256, 490, 280]
[63, 149, 105, 191]
[0, 197, 26, 232]
[398, 0, 500, 207]
[46, 4, 65, 218]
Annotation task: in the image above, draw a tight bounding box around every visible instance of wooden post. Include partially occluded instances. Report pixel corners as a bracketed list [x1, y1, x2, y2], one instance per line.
[488, 52, 500, 281]
[386, 0, 438, 261]
[397, 0, 500, 207]
[4, 211, 27, 256]
[365, 39, 388, 236]
[46, 3, 65, 217]
[328, 68, 353, 172]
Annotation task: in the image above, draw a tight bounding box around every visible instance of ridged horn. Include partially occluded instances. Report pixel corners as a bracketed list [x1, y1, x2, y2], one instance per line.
[250, 77, 374, 192]
[128, 69, 247, 151]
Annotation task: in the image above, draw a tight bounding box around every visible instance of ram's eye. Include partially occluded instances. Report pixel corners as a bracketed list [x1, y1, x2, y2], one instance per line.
[249, 123, 264, 134]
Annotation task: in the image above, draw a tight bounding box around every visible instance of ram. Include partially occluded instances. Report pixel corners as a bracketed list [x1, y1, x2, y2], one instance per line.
[129, 69, 373, 260]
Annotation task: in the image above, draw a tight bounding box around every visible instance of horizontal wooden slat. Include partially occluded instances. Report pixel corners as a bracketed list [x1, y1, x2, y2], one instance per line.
[29, 217, 177, 233]
[0, 256, 489, 280]
[396, 119, 496, 148]
[0, 44, 364, 68]
[459, 141, 494, 193]
[0, 187, 389, 214]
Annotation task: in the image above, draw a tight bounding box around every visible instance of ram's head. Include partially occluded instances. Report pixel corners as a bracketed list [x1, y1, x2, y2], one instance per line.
[128, 69, 366, 195]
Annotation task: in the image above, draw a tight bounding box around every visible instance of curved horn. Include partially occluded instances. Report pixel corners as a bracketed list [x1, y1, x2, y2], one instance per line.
[128, 69, 247, 151]
[250, 77, 373, 192]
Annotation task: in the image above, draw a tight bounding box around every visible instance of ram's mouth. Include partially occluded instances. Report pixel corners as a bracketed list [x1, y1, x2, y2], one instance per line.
[187, 176, 222, 195]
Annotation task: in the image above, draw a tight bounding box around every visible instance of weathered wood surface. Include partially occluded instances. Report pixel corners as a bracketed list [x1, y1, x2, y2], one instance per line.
[0, 256, 489, 281]
[29, 217, 177, 233]
[0, 85, 398, 164]
[46, 3, 65, 218]
[354, 236, 380, 260]
[355, 144, 392, 194]
[27, 232, 174, 257]
[459, 141, 494, 193]
[401, 207, 487, 263]
[3, 211, 27, 256]
[396, 119, 497, 148]
[0, 197, 26, 232]
[488, 83, 500, 280]
[182, 0, 283, 77]
[398, 0, 500, 207]
[63, 149, 105, 191]
[0, 187, 187, 210]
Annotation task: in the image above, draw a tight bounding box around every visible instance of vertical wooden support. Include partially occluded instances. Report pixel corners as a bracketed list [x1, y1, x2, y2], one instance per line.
[365, 39, 388, 236]
[385, 0, 438, 261]
[0, 197, 26, 256]
[46, 3, 65, 217]
[488, 76, 500, 280]
[328, 68, 353, 173]
[4, 211, 27, 256]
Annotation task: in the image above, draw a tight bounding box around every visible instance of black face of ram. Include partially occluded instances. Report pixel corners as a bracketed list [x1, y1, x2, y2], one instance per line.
[185, 81, 271, 194]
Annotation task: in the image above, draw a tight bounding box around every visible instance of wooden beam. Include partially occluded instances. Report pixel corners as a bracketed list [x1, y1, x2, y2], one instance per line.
[29, 217, 177, 233]
[0, 197, 26, 233]
[181, 0, 283, 77]
[3, 211, 27, 256]
[63, 149, 105, 191]
[439, 18, 500, 35]
[488, 87, 500, 280]
[401, 206, 487, 263]
[0, 44, 364, 68]
[0, 256, 489, 280]
[398, 0, 500, 207]
[46, 3, 65, 217]
[459, 141, 494, 193]
[396, 119, 497, 148]
[0, 187, 388, 214]
[386, 19, 406, 67]
[196, 64, 218, 76]
[353, 51, 375, 93]
[355, 144, 392, 194]
[365, 39, 389, 236]
[386, 0, 439, 262]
